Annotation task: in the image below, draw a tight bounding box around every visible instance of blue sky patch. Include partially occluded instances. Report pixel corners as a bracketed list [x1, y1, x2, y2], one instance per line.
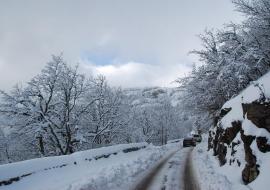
[81, 51, 117, 66]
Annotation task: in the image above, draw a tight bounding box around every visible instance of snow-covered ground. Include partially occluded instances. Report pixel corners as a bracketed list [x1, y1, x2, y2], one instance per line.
[190, 71, 270, 190]
[248, 140, 270, 190]
[0, 142, 180, 190]
[131, 147, 190, 190]
[193, 134, 270, 190]
[163, 148, 190, 190]
[193, 136, 247, 190]
[220, 71, 270, 133]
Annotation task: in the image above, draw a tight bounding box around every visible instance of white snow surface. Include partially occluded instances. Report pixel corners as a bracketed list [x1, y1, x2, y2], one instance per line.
[221, 71, 270, 129]
[214, 71, 270, 189]
[193, 135, 249, 190]
[0, 142, 179, 190]
[134, 148, 189, 190]
[194, 133, 270, 190]
[242, 116, 270, 142]
[249, 141, 270, 190]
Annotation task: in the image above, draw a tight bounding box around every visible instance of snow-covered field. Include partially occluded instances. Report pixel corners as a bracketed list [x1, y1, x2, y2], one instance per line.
[0, 142, 179, 190]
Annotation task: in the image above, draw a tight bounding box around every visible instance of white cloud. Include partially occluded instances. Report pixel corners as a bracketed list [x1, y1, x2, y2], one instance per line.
[97, 33, 114, 47]
[81, 61, 190, 88]
[0, 0, 243, 90]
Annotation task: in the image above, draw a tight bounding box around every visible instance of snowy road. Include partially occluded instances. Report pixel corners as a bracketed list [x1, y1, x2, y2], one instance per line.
[183, 148, 200, 190]
[0, 143, 181, 190]
[0, 143, 201, 190]
[131, 147, 199, 190]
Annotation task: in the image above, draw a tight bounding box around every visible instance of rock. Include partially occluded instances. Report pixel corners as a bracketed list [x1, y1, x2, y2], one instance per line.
[221, 121, 241, 144]
[242, 164, 260, 185]
[208, 100, 270, 184]
[208, 130, 213, 151]
[231, 140, 240, 156]
[212, 126, 224, 157]
[242, 102, 270, 132]
[220, 107, 232, 118]
[211, 120, 241, 166]
[217, 142, 227, 166]
[242, 101, 270, 153]
[213, 108, 232, 126]
[256, 137, 270, 153]
[240, 129, 260, 184]
[240, 130, 256, 166]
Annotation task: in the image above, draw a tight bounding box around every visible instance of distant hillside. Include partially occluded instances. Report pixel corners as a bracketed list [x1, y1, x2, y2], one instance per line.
[123, 86, 182, 107]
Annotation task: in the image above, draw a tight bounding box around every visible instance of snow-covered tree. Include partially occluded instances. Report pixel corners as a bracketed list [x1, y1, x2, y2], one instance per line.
[78, 75, 128, 148]
[0, 55, 89, 156]
[177, 0, 270, 126]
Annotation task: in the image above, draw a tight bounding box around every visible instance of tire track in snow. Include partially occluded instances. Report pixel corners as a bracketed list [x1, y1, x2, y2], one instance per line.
[183, 148, 200, 190]
[131, 150, 178, 190]
[131, 147, 200, 190]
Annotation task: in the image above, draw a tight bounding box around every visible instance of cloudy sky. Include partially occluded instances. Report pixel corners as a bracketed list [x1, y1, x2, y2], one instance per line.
[0, 0, 243, 90]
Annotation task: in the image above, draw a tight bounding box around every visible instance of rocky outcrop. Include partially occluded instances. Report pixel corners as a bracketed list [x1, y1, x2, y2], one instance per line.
[240, 130, 259, 184]
[242, 101, 270, 132]
[209, 100, 270, 184]
[256, 137, 270, 153]
[209, 119, 241, 166]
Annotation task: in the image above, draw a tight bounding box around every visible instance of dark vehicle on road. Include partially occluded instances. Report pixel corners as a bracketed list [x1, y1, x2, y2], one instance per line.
[192, 134, 202, 143]
[183, 137, 196, 147]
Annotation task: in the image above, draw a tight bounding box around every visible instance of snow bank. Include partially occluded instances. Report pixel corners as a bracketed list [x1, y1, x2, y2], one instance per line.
[212, 71, 270, 188]
[242, 116, 270, 141]
[0, 143, 147, 184]
[193, 136, 249, 190]
[167, 138, 181, 144]
[249, 141, 270, 190]
[0, 142, 179, 190]
[221, 71, 270, 129]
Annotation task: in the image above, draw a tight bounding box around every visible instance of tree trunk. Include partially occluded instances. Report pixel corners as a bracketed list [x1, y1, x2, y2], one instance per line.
[37, 136, 45, 156]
